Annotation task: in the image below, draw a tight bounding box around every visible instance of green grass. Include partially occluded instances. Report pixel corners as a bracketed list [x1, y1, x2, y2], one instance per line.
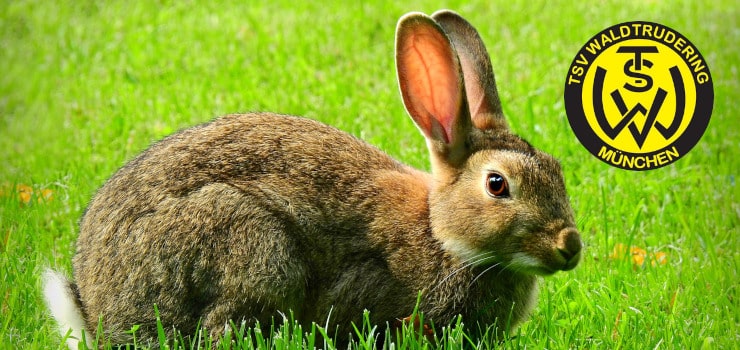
[1, 0, 738, 348]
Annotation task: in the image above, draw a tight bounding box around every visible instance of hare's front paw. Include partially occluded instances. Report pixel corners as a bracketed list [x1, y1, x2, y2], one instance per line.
[392, 315, 435, 342]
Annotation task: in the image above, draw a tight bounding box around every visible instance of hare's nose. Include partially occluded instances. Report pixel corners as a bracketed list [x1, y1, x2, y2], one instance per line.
[556, 227, 582, 270]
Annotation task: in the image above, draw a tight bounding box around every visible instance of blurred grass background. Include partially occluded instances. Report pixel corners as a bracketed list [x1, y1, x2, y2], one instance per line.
[1, 0, 738, 348]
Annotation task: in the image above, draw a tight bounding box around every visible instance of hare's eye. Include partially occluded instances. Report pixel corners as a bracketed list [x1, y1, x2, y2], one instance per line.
[486, 173, 509, 197]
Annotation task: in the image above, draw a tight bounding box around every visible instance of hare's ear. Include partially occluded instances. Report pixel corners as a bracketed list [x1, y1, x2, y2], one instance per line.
[432, 10, 507, 132]
[396, 12, 471, 166]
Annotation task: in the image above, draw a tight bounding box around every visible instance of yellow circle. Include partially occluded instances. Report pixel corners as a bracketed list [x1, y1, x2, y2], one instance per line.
[582, 39, 696, 154]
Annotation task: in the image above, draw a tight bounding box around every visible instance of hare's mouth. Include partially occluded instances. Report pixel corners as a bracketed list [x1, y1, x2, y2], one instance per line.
[509, 249, 582, 276]
[506, 253, 552, 275]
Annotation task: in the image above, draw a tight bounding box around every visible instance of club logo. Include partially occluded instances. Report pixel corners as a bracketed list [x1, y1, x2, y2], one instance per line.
[564, 21, 713, 170]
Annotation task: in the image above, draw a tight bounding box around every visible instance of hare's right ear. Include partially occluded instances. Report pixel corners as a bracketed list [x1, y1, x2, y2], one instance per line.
[431, 10, 508, 132]
[395, 12, 471, 168]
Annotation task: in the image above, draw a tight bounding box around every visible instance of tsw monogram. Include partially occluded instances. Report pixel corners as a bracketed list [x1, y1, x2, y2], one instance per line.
[564, 21, 713, 170]
[594, 46, 682, 148]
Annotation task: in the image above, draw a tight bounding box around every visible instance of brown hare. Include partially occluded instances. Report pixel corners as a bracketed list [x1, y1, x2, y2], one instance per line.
[43, 10, 581, 348]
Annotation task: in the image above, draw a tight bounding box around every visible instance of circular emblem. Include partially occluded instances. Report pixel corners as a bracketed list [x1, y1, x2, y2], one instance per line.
[564, 21, 713, 170]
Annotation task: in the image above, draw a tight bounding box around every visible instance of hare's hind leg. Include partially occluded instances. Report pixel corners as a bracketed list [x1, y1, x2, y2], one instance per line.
[196, 183, 309, 338]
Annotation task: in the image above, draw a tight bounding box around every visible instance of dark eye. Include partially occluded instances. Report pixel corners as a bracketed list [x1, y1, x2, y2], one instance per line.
[486, 173, 509, 197]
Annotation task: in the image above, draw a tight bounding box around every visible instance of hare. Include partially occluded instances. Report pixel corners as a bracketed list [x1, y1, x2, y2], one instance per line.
[43, 10, 581, 348]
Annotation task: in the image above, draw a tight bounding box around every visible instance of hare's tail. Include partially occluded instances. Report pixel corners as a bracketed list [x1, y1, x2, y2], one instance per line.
[42, 269, 92, 350]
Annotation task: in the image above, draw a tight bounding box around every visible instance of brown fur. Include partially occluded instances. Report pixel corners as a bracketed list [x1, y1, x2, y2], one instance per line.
[47, 10, 581, 347]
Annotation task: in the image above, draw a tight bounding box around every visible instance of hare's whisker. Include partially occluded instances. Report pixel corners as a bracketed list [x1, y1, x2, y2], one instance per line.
[468, 262, 502, 288]
[430, 252, 496, 293]
[496, 260, 519, 276]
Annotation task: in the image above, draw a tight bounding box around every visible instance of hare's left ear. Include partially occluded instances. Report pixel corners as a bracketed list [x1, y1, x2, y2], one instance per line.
[432, 10, 508, 132]
[395, 12, 472, 168]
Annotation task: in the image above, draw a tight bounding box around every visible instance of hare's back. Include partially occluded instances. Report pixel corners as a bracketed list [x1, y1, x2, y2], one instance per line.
[164, 113, 403, 191]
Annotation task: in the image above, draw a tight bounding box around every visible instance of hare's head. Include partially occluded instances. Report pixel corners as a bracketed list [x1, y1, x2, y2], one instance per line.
[396, 10, 581, 275]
